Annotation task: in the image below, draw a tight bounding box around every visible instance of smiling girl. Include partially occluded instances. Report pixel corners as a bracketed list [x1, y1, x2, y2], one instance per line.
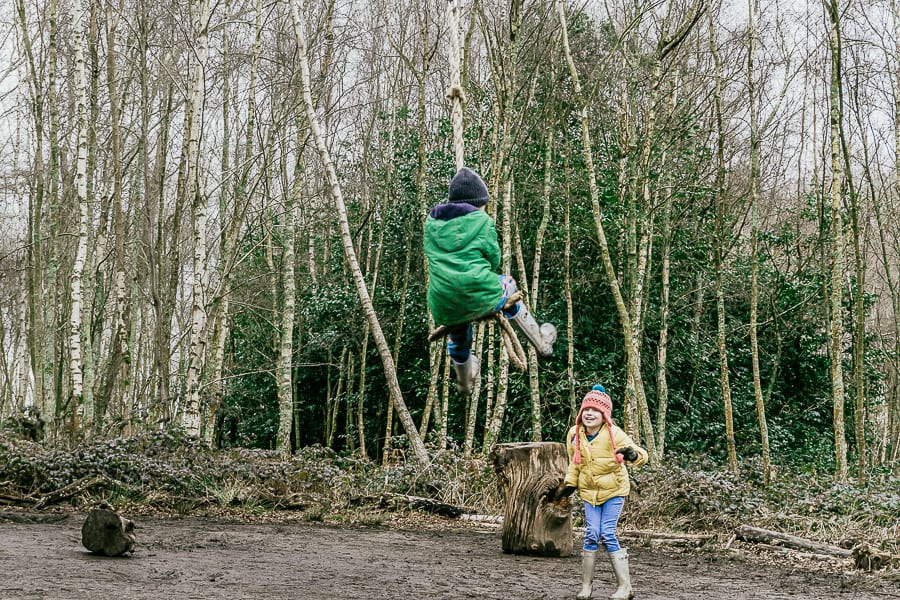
[555, 385, 648, 600]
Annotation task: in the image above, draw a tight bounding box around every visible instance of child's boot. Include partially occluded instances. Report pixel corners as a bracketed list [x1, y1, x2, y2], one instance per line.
[509, 304, 556, 357]
[452, 354, 480, 395]
[608, 549, 634, 600]
[577, 549, 597, 599]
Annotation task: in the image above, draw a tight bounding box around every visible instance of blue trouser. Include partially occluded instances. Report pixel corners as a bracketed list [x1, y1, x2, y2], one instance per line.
[582, 496, 625, 553]
[447, 274, 520, 362]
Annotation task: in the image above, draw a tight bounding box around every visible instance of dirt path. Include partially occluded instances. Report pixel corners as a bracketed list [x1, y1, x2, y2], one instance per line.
[0, 512, 895, 599]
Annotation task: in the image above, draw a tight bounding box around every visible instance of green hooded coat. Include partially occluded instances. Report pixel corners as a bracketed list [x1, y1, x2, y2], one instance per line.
[424, 208, 503, 326]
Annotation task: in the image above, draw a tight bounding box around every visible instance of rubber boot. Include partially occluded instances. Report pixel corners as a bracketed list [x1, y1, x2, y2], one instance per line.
[576, 549, 597, 600]
[452, 354, 480, 395]
[608, 549, 634, 600]
[509, 304, 557, 357]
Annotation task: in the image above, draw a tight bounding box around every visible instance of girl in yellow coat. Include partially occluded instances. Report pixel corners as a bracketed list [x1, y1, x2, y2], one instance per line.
[557, 385, 647, 600]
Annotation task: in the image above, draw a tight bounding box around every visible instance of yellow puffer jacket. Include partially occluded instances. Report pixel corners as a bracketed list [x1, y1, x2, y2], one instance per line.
[563, 423, 648, 507]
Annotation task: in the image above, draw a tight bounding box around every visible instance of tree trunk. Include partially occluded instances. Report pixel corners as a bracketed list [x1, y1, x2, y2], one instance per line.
[81, 503, 135, 557]
[326, 347, 347, 449]
[655, 145, 672, 458]
[483, 177, 516, 450]
[181, 0, 213, 437]
[276, 164, 298, 459]
[17, 0, 50, 436]
[709, 9, 738, 475]
[890, 0, 900, 468]
[825, 0, 848, 482]
[490, 442, 572, 557]
[290, 0, 429, 468]
[68, 0, 90, 429]
[747, 0, 771, 483]
[527, 128, 554, 442]
[463, 321, 486, 456]
[556, 0, 648, 446]
[96, 0, 130, 436]
[563, 154, 576, 423]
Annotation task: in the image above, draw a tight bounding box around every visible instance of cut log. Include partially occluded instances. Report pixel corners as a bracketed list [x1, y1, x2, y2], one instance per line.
[490, 442, 572, 557]
[81, 502, 136, 557]
[734, 525, 851, 558]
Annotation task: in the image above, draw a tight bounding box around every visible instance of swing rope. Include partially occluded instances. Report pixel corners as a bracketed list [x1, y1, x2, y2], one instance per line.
[431, 0, 527, 372]
[446, 0, 466, 171]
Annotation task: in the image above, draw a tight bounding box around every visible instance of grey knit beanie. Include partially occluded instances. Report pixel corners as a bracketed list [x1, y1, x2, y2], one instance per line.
[447, 167, 489, 207]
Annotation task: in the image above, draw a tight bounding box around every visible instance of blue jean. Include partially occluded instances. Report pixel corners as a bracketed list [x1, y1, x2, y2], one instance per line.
[583, 496, 625, 553]
[447, 274, 520, 362]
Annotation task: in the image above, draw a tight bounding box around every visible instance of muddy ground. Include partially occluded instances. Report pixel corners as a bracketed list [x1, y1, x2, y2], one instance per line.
[0, 511, 897, 600]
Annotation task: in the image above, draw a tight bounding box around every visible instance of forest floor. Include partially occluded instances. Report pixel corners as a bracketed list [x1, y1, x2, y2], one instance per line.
[1, 509, 897, 600]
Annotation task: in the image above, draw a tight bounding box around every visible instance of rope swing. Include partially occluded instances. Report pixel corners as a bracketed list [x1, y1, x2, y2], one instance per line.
[446, 0, 466, 172]
[430, 1, 528, 371]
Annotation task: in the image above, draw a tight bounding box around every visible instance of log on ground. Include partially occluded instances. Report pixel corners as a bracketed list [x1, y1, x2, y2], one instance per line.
[734, 525, 851, 558]
[490, 442, 572, 557]
[81, 502, 136, 557]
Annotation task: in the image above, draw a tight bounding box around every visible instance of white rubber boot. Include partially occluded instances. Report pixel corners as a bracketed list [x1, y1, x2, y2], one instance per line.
[576, 549, 597, 599]
[509, 304, 556, 357]
[452, 354, 480, 395]
[608, 549, 634, 600]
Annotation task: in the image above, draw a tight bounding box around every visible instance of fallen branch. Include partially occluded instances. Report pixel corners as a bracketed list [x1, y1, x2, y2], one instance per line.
[0, 491, 36, 507]
[34, 474, 123, 509]
[734, 524, 851, 558]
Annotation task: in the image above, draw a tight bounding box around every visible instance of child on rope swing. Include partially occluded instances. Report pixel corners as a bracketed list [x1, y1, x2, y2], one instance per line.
[552, 385, 648, 600]
[424, 167, 557, 394]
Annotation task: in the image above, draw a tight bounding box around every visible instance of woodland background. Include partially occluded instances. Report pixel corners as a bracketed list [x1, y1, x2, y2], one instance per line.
[0, 0, 898, 490]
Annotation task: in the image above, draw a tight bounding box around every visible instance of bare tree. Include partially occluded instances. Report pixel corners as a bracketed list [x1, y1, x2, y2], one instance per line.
[825, 0, 848, 482]
[708, 4, 738, 475]
[182, 0, 213, 437]
[68, 0, 91, 430]
[289, 0, 429, 468]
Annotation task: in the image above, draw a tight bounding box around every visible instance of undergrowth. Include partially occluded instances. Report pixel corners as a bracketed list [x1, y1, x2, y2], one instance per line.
[0, 430, 896, 556]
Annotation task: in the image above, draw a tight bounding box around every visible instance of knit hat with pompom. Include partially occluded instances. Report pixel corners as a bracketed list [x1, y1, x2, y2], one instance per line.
[572, 384, 621, 464]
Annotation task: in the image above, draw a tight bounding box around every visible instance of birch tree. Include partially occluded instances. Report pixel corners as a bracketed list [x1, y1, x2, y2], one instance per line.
[276, 150, 298, 458]
[708, 5, 738, 475]
[556, 0, 649, 452]
[182, 0, 213, 437]
[289, 0, 429, 468]
[68, 0, 90, 430]
[825, 0, 848, 482]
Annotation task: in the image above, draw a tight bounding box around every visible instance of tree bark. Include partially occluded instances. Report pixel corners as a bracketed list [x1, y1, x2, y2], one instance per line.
[490, 442, 572, 557]
[276, 157, 298, 459]
[708, 7, 738, 475]
[68, 0, 90, 429]
[825, 0, 848, 482]
[747, 0, 771, 483]
[734, 525, 851, 558]
[290, 0, 429, 468]
[181, 0, 213, 437]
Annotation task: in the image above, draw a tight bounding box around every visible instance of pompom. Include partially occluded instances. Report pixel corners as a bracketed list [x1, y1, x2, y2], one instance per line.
[592, 384, 606, 393]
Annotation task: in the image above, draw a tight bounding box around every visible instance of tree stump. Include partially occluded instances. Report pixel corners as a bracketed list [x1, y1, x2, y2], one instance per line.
[490, 442, 572, 557]
[81, 501, 136, 556]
